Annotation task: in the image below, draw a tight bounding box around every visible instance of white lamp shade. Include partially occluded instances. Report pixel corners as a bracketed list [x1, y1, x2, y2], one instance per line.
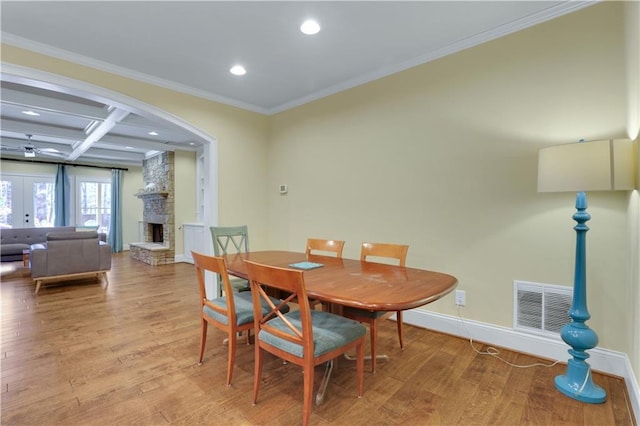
[538, 139, 636, 192]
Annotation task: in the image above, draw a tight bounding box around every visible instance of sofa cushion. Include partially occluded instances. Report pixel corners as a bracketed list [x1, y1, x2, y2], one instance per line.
[47, 231, 99, 241]
[0, 243, 29, 256]
[75, 226, 99, 232]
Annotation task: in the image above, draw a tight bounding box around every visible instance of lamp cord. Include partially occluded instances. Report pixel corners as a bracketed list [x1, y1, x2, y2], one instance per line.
[456, 305, 561, 369]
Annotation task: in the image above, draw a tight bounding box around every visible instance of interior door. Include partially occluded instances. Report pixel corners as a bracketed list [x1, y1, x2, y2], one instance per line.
[0, 175, 55, 228]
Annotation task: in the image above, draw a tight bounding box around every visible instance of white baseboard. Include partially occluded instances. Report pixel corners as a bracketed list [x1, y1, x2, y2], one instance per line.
[174, 254, 189, 263]
[399, 309, 639, 423]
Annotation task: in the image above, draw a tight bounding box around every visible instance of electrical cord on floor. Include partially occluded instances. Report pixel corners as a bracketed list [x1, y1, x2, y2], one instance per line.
[456, 305, 561, 369]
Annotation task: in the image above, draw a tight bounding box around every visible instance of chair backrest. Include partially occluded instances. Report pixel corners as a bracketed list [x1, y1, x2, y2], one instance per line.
[244, 261, 312, 351]
[360, 242, 409, 266]
[210, 225, 249, 256]
[192, 251, 238, 322]
[305, 238, 345, 258]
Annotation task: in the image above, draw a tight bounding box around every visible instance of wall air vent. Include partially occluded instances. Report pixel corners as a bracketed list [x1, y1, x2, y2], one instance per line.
[513, 280, 572, 337]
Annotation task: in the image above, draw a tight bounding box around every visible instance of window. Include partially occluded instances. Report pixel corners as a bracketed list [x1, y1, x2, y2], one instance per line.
[77, 179, 111, 235]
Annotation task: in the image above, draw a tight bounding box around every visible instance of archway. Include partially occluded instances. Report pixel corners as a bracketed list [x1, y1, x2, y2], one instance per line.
[1, 63, 218, 266]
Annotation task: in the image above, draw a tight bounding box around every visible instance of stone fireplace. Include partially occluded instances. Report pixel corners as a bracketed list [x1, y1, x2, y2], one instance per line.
[130, 152, 175, 265]
[150, 223, 163, 243]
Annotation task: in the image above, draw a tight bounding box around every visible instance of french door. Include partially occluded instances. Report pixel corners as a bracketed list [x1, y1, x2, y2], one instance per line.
[0, 175, 56, 228]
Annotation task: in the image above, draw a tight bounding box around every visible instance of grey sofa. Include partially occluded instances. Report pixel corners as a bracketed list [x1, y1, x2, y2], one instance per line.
[0, 226, 76, 262]
[30, 231, 112, 294]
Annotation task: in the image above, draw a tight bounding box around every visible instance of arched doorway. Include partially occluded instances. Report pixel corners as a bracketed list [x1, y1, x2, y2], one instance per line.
[1, 63, 218, 264]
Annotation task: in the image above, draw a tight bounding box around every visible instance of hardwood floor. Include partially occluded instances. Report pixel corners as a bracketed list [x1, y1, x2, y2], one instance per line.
[1, 253, 635, 425]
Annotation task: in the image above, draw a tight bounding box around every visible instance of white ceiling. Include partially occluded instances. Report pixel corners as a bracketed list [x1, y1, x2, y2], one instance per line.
[0, 1, 596, 166]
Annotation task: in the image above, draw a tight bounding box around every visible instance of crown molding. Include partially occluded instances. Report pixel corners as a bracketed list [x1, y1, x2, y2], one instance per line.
[267, 1, 599, 114]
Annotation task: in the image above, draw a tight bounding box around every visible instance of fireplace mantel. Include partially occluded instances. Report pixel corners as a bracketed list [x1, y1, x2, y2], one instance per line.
[135, 192, 169, 200]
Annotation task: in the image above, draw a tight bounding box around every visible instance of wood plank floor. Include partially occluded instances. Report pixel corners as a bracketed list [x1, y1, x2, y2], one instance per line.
[1, 253, 635, 425]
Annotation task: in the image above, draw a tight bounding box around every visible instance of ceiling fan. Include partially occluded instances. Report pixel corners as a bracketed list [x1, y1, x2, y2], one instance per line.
[0, 134, 66, 159]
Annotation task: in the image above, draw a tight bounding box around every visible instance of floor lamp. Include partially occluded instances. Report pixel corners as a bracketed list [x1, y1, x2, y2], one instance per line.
[537, 139, 635, 403]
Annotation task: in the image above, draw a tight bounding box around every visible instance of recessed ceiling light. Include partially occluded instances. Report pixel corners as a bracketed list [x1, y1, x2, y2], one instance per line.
[300, 19, 320, 35]
[230, 65, 246, 76]
[148, 131, 159, 136]
[21, 110, 40, 116]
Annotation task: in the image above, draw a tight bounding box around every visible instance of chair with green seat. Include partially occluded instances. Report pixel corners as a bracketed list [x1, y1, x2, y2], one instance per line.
[191, 251, 289, 386]
[342, 241, 409, 373]
[244, 260, 366, 426]
[210, 225, 251, 296]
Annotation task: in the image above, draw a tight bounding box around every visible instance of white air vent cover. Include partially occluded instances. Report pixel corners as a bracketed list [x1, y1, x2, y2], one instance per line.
[513, 281, 572, 337]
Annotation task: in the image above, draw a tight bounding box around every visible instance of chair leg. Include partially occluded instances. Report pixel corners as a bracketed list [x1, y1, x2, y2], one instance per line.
[302, 361, 314, 426]
[370, 321, 378, 374]
[198, 319, 207, 365]
[252, 345, 263, 405]
[356, 340, 364, 397]
[396, 311, 404, 349]
[226, 330, 236, 386]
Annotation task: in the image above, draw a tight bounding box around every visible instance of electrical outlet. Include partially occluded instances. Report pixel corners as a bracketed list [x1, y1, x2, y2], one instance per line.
[455, 290, 466, 306]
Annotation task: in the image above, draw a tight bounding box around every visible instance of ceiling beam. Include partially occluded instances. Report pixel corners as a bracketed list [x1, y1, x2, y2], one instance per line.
[68, 107, 129, 161]
[0, 117, 86, 141]
[0, 87, 110, 120]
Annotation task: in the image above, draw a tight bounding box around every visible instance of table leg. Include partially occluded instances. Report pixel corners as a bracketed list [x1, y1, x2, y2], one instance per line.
[315, 360, 334, 405]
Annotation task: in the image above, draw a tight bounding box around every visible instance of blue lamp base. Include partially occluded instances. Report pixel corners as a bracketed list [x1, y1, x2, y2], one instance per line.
[554, 192, 606, 404]
[555, 360, 606, 404]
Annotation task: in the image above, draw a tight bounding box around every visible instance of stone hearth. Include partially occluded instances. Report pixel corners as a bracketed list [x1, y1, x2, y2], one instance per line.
[130, 152, 175, 265]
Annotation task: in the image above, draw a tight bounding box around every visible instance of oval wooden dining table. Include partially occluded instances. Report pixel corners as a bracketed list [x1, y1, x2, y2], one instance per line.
[224, 250, 458, 311]
[223, 250, 458, 404]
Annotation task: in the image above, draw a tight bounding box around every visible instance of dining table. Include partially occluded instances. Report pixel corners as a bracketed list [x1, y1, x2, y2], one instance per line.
[223, 250, 458, 404]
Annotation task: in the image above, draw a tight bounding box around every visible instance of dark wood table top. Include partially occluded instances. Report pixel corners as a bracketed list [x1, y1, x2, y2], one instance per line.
[224, 250, 458, 311]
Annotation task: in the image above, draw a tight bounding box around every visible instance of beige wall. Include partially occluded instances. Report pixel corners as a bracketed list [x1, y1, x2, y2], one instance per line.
[268, 2, 635, 355]
[0, 2, 637, 370]
[624, 0, 640, 384]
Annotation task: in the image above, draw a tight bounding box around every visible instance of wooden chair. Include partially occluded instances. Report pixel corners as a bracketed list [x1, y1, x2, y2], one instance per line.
[305, 238, 345, 308]
[305, 238, 345, 258]
[210, 225, 250, 296]
[192, 251, 289, 386]
[342, 242, 409, 373]
[244, 260, 366, 426]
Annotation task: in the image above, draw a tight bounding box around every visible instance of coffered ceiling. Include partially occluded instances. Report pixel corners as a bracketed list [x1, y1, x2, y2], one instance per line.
[0, 1, 596, 166]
